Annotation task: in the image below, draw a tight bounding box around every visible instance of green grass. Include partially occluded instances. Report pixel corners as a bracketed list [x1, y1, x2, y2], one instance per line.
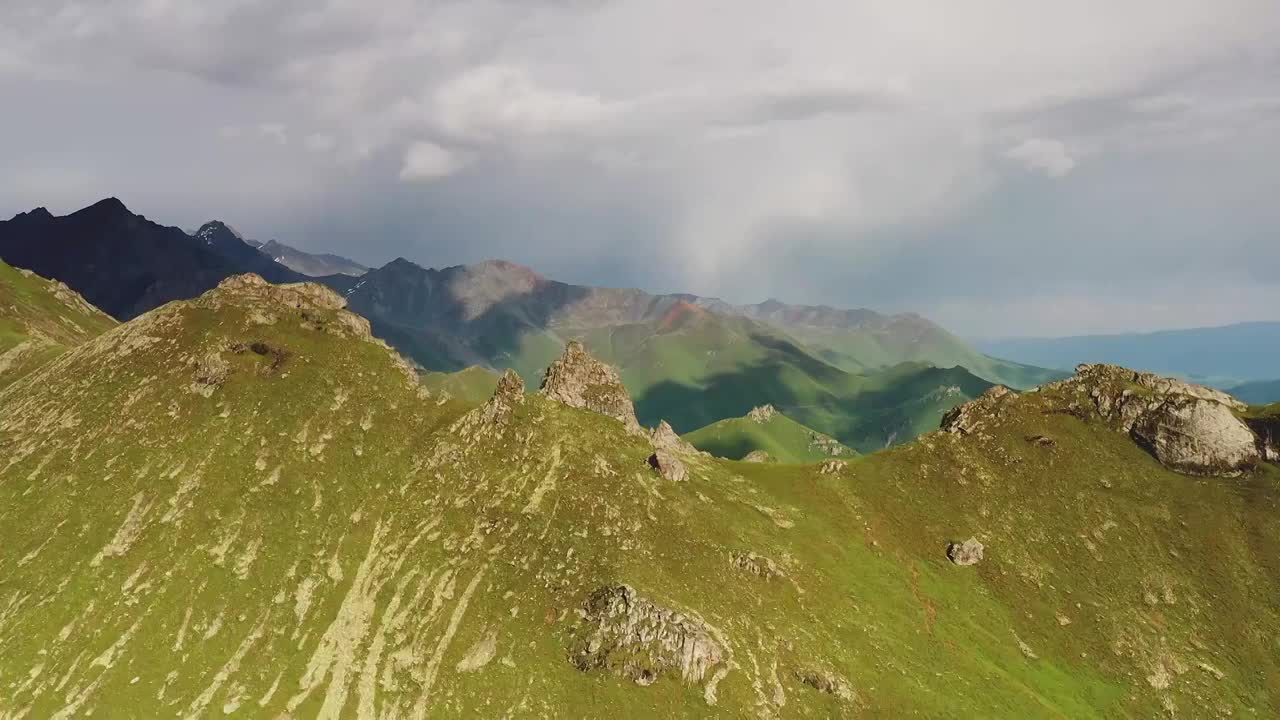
[683, 410, 856, 463]
[0, 277, 1277, 717]
[419, 365, 500, 405]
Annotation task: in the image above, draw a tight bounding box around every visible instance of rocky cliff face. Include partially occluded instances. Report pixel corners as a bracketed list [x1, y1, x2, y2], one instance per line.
[539, 340, 641, 433]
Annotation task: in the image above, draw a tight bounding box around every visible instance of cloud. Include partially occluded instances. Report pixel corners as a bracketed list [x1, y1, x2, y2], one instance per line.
[1005, 138, 1076, 177]
[2, 0, 1279, 335]
[399, 141, 468, 182]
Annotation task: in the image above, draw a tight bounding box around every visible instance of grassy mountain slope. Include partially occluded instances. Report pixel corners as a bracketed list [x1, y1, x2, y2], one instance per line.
[0, 260, 116, 390]
[1, 276, 1277, 717]
[419, 365, 501, 405]
[683, 408, 856, 463]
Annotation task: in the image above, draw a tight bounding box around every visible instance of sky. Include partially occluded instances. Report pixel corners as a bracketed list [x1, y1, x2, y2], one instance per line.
[1, 0, 1278, 337]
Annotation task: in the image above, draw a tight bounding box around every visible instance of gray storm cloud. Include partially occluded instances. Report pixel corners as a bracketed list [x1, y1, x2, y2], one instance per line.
[1, 0, 1278, 336]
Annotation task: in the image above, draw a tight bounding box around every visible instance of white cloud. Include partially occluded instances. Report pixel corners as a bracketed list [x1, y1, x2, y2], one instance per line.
[257, 123, 289, 145]
[399, 141, 468, 182]
[303, 132, 337, 153]
[431, 65, 616, 141]
[1006, 138, 1076, 178]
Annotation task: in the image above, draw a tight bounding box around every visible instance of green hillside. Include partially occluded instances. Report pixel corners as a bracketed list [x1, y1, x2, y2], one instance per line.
[1, 274, 1277, 718]
[0, 259, 116, 390]
[419, 365, 501, 405]
[683, 406, 857, 463]
[571, 305, 994, 452]
[781, 322, 1065, 390]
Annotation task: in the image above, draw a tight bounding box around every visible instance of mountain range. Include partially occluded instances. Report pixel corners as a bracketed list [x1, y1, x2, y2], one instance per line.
[0, 198, 1062, 450]
[978, 322, 1280, 389]
[1, 259, 1276, 717]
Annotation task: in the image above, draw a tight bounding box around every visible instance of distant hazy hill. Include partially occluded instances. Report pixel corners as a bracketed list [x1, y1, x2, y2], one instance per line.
[1230, 378, 1280, 405]
[690, 297, 1065, 389]
[683, 405, 857, 463]
[979, 322, 1280, 385]
[257, 238, 369, 277]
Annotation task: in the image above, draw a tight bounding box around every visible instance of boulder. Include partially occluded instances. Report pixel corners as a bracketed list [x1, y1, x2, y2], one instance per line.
[1130, 395, 1259, 476]
[947, 538, 984, 566]
[742, 450, 772, 463]
[648, 450, 687, 482]
[539, 341, 641, 433]
[1244, 413, 1280, 463]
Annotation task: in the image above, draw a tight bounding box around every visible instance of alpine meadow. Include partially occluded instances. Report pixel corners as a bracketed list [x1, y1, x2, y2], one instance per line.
[2, 2, 1280, 719]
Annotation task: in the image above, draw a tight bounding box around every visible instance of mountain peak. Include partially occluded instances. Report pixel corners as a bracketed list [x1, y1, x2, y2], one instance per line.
[539, 340, 641, 433]
[71, 197, 132, 219]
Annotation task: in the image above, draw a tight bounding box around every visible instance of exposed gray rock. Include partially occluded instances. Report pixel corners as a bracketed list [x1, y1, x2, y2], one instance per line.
[818, 459, 847, 475]
[476, 369, 525, 425]
[795, 668, 856, 702]
[947, 538, 984, 566]
[648, 450, 687, 482]
[190, 350, 230, 397]
[1130, 395, 1259, 477]
[941, 386, 1016, 435]
[742, 450, 772, 463]
[540, 341, 641, 433]
[729, 551, 785, 580]
[570, 585, 725, 687]
[651, 420, 694, 453]
[747, 404, 777, 423]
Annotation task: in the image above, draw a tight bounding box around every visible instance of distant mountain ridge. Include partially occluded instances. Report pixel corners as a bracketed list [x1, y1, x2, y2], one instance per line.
[257, 238, 369, 277]
[978, 321, 1280, 386]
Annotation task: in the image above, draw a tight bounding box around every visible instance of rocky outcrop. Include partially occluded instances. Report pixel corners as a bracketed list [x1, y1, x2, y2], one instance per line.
[729, 551, 785, 580]
[200, 274, 372, 340]
[747, 404, 777, 423]
[795, 669, 856, 702]
[947, 538, 984, 566]
[570, 585, 726, 687]
[539, 341, 641, 433]
[941, 386, 1015, 436]
[743, 450, 772, 463]
[651, 420, 696, 453]
[1065, 365, 1259, 477]
[945, 365, 1264, 477]
[648, 449, 687, 482]
[476, 369, 525, 425]
[818, 459, 847, 475]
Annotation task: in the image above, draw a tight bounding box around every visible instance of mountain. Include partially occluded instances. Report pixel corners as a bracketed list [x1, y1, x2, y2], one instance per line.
[690, 298, 1066, 389]
[1229, 379, 1280, 405]
[0, 200, 307, 319]
[345, 259, 994, 450]
[1, 276, 1276, 717]
[682, 404, 857, 463]
[257, 238, 369, 277]
[0, 259, 116, 390]
[978, 321, 1280, 386]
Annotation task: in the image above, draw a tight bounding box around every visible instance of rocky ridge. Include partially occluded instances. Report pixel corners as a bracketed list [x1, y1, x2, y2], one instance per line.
[943, 364, 1264, 477]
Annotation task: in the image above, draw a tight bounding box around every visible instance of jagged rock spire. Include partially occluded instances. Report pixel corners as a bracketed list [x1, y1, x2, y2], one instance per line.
[539, 341, 641, 433]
